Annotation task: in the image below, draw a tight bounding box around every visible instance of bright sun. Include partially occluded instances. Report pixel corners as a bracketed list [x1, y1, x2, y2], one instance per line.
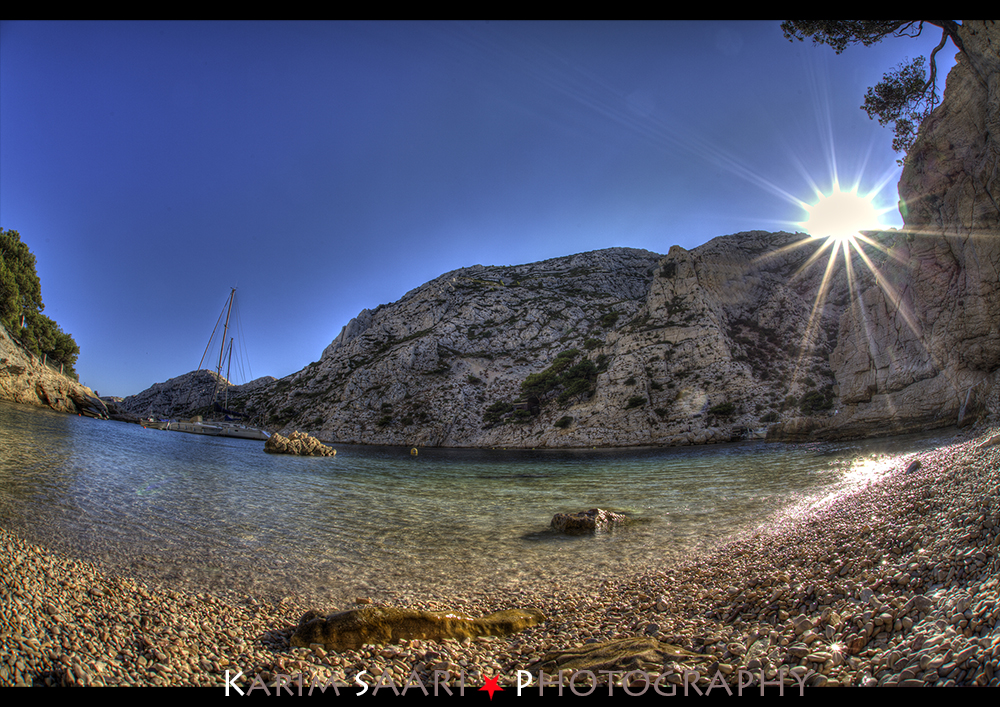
[800, 188, 881, 241]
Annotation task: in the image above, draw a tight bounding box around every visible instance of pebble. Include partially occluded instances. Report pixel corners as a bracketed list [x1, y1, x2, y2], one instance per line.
[3, 425, 1000, 687]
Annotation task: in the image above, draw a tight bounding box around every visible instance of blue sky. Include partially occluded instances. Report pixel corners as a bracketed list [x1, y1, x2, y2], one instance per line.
[0, 21, 957, 396]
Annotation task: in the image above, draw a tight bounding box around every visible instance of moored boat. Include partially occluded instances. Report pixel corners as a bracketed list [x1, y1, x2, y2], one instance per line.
[146, 289, 270, 441]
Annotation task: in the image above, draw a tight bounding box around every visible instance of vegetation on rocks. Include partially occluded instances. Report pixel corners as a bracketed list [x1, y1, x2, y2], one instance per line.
[0, 229, 79, 376]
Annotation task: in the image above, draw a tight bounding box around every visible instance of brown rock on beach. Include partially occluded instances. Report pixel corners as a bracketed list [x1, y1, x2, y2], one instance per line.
[289, 605, 546, 651]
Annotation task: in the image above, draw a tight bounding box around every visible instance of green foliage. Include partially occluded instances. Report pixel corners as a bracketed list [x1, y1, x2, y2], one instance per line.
[0, 228, 43, 329]
[625, 396, 646, 410]
[862, 56, 933, 154]
[708, 402, 736, 417]
[599, 311, 620, 328]
[483, 401, 514, 427]
[781, 20, 962, 157]
[800, 390, 835, 414]
[511, 409, 534, 423]
[780, 20, 923, 53]
[520, 349, 580, 399]
[554, 416, 573, 429]
[556, 376, 592, 406]
[0, 255, 19, 326]
[0, 228, 79, 375]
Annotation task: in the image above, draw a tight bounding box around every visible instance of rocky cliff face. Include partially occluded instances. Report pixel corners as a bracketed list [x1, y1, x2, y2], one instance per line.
[0, 325, 105, 417]
[121, 28, 999, 448]
[228, 233, 870, 447]
[120, 370, 275, 421]
[826, 20, 1000, 438]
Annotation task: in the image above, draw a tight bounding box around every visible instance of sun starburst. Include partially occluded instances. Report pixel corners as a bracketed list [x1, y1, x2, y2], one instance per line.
[800, 187, 881, 242]
[747, 170, 929, 407]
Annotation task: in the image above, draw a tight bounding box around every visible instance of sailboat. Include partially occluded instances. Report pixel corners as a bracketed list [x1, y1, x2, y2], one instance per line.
[160, 288, 270, 441]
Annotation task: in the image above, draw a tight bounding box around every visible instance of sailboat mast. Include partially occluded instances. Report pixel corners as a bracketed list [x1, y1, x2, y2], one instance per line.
[224, 336, 234, 410]
[217, 287, 236, 379]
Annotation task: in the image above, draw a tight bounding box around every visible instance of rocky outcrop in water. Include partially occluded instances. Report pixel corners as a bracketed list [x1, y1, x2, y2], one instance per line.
[290, 606, 546, 651]
[264, 430, 335, 456]
[823, 21, 1000, 440]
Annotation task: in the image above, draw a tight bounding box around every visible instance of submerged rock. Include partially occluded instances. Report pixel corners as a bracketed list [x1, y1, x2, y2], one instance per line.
[289, 605, 545, 651]
[551, 508, 628, 534]
[264, 430, 335, 456]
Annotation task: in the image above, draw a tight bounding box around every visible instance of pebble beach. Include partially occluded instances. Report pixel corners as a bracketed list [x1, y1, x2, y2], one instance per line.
[2, 425, 999, 689]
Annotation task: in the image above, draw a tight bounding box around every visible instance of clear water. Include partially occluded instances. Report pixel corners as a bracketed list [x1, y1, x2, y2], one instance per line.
[0, 401, 953, 606]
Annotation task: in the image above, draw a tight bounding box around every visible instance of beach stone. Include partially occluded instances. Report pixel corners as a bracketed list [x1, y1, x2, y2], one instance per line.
[550, 508, 627, 534]
[289, 605, 545, 651]
[264, 430, 336, 456]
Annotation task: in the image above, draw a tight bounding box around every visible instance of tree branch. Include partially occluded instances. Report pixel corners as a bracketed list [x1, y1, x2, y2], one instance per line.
[926, 28, 950, 110]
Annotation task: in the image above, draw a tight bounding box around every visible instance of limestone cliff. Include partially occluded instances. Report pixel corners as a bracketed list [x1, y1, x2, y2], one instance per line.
[231, 234, 870, 447]
[0, 324, 107, 417]
[121, 27, 1000, 448]
[120, 370, 275, 421]
[825, 20, 1000, 438]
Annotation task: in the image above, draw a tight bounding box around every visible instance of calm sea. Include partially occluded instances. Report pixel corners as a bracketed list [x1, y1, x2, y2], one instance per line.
[0, 401, 953, 606]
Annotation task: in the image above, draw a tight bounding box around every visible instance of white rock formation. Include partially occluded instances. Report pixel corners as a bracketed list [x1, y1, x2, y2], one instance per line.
[244, 236, 859, 447]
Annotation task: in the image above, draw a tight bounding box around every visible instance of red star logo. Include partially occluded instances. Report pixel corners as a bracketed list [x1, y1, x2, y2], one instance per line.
[479, 675, 504, 700]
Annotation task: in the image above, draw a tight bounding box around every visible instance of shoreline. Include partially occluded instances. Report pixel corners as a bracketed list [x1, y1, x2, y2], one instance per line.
[2, 424, 999, 687]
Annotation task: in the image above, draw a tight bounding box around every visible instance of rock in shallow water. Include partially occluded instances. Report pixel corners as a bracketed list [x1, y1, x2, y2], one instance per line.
[551, 508, 628, 534]
[264, 430, 336, 456]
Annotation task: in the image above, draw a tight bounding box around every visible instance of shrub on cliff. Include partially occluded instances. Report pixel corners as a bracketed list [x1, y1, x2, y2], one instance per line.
[0, 229, 80, 376]
[708, 402, 736, 416]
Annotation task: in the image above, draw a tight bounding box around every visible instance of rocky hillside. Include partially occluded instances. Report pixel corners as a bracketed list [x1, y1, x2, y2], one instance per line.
[823, 20, 1000, 440]
[222, 232, 876, 447]
[121, 26, 999, 449]
[120, 370, 274, 422]
[0, 324, 106, 418]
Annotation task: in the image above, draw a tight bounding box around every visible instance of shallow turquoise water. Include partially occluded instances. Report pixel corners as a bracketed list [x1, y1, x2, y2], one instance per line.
[0, 401, 953, 605]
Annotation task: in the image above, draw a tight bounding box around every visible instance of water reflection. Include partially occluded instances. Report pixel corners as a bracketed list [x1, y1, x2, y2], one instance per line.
[0, 401, 953, 605]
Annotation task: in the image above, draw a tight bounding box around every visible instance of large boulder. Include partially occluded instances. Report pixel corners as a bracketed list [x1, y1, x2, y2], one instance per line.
[289, 605, 545, 651]
[264, 430, 336, 456]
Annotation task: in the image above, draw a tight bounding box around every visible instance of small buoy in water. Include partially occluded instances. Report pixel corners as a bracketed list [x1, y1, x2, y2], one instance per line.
[410, 448, 418, 456]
